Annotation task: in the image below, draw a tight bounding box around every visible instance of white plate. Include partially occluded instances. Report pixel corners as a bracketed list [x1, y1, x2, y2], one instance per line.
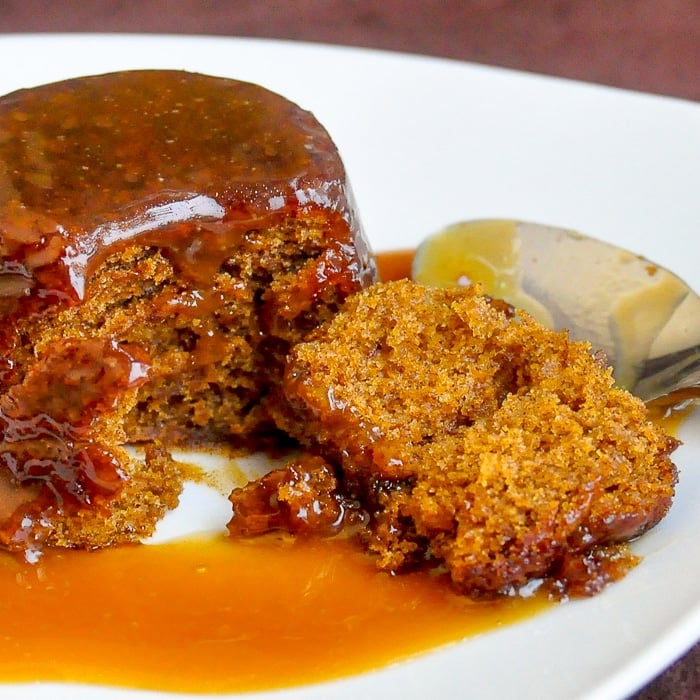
[1, 33, 699, 700]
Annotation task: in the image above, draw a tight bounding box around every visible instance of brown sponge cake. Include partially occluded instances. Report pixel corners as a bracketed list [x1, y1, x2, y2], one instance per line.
[260, 279, 678, 597]
[0, 70, 376, 553]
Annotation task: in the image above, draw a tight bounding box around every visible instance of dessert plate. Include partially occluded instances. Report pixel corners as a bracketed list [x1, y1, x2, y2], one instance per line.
[0, 33, 699, 700]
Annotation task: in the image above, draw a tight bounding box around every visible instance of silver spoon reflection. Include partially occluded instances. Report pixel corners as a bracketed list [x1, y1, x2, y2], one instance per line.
[412, 220, 700, 402]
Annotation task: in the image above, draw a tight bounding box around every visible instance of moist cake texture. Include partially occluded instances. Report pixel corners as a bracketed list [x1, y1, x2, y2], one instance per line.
[0, 70, 376, 553]
[231, 280, 679, 597]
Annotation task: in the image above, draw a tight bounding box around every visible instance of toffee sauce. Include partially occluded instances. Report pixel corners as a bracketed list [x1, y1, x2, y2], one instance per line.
[0, 69, 376, 549]
[0, 251, 552, 694]
[0, 535, 547, 693]
[0, 250, 687, 694]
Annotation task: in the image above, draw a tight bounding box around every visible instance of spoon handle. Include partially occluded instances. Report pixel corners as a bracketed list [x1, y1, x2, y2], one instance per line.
[635, 346, 700, 402]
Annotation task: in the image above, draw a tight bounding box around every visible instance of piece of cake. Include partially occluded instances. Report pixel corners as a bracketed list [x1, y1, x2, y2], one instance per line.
[232, 280, 679, 597]
[0, 70, 376, 554]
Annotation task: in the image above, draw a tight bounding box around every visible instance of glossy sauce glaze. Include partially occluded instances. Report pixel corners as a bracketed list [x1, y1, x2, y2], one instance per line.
[0, 69, 373, 376]
[0, 338, 150, 550]
[0, 70, 376, 552]
[0, 535, 548, 693]
[0, 250, 687, 693]
[0, 70, 365, 308]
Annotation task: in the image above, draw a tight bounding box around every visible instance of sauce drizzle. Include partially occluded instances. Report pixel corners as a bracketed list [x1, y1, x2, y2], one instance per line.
[0, 535, 548, 693]
[0, 249, 688, 694]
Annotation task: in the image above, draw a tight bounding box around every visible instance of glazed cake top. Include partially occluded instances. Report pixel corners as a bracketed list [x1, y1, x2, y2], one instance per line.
[0, 69, 367, 303]
[0, 70, 375, 553]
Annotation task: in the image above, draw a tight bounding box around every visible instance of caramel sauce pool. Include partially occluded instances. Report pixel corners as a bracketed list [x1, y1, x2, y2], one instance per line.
[0, 250, 688, 694]
[0, 535, 547, 693]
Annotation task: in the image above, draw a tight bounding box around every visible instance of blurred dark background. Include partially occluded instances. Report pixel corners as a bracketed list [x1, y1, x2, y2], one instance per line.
[0, 0, 698, 100]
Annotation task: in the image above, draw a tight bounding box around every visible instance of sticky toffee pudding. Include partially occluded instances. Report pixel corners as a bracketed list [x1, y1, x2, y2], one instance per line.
[0, 69, 376, 552]
[0, 70, 685, 694]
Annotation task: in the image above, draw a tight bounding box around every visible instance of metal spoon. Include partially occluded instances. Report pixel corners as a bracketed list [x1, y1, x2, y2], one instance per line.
[412, 219, 700, 402]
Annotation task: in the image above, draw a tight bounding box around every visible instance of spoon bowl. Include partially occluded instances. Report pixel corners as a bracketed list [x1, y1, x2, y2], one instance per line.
[412, 220, 700, 402]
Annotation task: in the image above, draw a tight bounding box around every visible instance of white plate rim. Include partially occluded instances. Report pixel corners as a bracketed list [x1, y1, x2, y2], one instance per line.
[0, 33, 698, 700]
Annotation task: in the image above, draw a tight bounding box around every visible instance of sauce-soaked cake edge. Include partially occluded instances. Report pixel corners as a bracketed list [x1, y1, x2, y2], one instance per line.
[0, 70, 377, 554]
[229, 279, 679, 598]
